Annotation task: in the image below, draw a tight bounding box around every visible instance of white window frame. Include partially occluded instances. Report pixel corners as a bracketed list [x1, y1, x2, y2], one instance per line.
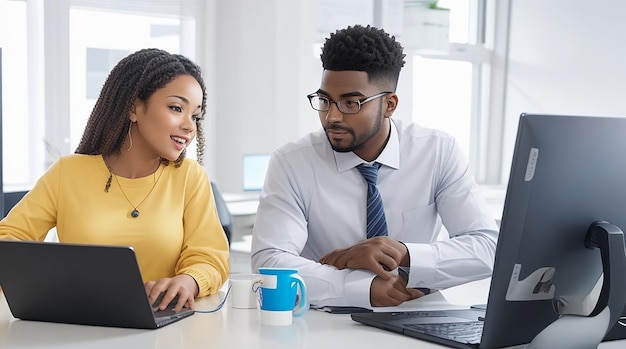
[399, 0, 511, 185]
[10, 0, 204, 185]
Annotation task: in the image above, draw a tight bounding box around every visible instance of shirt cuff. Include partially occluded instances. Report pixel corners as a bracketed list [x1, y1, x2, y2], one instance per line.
[344, 269, 376, 308]
[398, 267, 431, 295]
[405, 243, 437, 289]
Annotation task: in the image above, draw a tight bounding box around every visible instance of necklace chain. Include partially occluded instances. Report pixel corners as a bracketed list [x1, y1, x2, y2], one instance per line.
[103, 157, 163, 218]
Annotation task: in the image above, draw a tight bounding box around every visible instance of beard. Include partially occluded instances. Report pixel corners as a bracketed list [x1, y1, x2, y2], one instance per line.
[324, 100, 384, 153]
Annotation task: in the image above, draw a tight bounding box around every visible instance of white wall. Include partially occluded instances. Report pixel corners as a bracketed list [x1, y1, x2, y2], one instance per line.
[203, 0, 321, 193]
[502, 0, 626, 180]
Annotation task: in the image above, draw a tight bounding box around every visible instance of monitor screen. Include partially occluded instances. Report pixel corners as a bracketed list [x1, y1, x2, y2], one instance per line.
[481, 113, 626, 348]
[242, 154, 270, 192]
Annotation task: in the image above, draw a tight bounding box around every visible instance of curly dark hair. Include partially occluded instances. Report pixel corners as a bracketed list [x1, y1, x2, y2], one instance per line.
[320, 25, 406, 89]
[75, 48, 207, 166]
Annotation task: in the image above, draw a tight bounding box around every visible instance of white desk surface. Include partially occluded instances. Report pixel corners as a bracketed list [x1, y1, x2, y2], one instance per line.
[0, 278, 624, 349]
[222, 192, 259, 217]
[225, 200, 259, 216]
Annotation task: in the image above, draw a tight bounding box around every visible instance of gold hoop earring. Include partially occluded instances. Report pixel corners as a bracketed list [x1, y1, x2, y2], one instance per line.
[127, 122, 133, 151]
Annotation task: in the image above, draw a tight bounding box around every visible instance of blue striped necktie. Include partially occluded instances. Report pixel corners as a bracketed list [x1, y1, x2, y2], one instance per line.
[356, 163, 388, 238]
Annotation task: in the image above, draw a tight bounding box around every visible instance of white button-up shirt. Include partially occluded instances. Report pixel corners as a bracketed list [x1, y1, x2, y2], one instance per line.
[251, 119, 499, 308]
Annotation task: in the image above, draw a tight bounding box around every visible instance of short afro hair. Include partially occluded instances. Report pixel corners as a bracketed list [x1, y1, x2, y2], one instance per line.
[320, 25, 406, 89]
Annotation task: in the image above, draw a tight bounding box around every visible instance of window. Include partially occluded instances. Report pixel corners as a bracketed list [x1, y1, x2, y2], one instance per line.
[315, 0, 498, 183]
[68, 8, 187, 153]
[412, 58, 473, 154]
[405, 0, 494, 182]
[0, 1, 29, 190]
[0, 0, 200, 192]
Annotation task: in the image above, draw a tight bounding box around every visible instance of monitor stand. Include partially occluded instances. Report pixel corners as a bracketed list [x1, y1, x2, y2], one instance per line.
[528, 221, 626, 349]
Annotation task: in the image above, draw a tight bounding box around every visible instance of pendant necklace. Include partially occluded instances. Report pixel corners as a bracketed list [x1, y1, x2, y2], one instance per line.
[103, 158, 163, 218]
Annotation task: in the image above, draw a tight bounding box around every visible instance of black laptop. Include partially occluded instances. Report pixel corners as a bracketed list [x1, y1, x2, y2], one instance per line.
[0, 240, 194, 329]
[352, 114, 626, 348]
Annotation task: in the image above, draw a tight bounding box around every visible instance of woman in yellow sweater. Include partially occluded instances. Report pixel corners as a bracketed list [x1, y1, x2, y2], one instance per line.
[0, 48, 229, 312]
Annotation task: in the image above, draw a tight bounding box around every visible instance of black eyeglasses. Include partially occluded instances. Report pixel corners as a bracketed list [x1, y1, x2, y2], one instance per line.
[306, 91, 392, 114]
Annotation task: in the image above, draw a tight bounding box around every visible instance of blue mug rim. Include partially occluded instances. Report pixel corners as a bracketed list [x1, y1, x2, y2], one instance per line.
[258, 267, 298, 274]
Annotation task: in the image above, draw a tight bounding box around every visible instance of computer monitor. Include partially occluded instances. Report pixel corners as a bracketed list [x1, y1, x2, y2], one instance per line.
[481, 113, 626, 348]
[242, 154, 270, 192]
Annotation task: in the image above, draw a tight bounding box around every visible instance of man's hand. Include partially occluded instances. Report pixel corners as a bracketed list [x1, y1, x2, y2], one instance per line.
[319, 236, 409, 280]
[370, 274, 425, 307]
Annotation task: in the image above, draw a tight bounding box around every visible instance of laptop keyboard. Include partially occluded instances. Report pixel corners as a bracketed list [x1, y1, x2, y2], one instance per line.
[404, 320, 484, 345]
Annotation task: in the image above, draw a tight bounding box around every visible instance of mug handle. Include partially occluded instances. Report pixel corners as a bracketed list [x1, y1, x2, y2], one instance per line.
[291, 274, 309, 317]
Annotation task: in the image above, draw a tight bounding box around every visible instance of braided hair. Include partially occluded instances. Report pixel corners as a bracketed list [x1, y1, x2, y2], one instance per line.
[320, 25, 406, 90]
[75, 48, 207, 166]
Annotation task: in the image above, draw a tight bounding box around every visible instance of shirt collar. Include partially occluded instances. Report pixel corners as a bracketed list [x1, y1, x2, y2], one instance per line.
[334, 119, 401, 172]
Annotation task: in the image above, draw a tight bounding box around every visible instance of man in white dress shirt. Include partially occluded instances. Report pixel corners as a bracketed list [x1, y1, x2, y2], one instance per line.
[251, 25, 498, 309]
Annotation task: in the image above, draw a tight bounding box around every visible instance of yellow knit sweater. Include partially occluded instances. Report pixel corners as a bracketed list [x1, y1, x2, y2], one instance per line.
[0, 154, 229, 297]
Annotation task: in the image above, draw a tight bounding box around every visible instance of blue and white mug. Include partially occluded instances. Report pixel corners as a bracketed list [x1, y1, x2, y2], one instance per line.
[257, 267, 308, 325]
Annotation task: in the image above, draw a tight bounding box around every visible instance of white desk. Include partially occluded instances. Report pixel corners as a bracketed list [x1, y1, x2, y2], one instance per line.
[0, 279, 624, 349]
[222, 193, 260, 217]
[223, 196, 259, 242]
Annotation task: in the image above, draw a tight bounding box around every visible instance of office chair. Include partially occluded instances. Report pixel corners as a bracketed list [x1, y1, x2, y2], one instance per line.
[210, 181, 233, 244]
[3, 190, 28, 217]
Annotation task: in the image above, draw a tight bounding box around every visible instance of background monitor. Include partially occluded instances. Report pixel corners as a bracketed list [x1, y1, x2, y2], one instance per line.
[481, 113, 626, 348]
[242, 154, 270, 192]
